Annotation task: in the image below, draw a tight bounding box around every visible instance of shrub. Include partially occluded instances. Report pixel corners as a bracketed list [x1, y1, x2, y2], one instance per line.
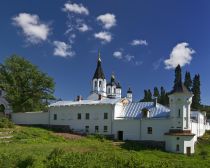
[0, 117, 14, 128]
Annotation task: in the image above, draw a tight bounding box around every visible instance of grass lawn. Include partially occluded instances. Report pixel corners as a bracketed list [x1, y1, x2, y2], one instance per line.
[0, 126, 210, 168]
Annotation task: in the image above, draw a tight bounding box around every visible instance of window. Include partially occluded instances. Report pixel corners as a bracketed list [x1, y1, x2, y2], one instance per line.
[177, 137, 180, 140]
[178, 109, 181, 118]
[85, 126, 89, 133]
[53, 114, 57, 120]
[86, 113, 90, 120]
[95, 126, 99, 133]
[77, 113, 81, 120]
[104, 113, 108, 119]
[99, 81, 102, 87]
[114, 88, 116, 94]
[147, 127, 152, 134]
[176, 144, 180, 151]
[108, 88, 111, 94]
[95, 81, 97, 88]
[104, 126, 108, 132]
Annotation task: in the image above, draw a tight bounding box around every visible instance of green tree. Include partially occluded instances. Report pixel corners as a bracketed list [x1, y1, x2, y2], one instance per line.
[147, 89, 152, 101]
[192, 74, 201, 109]
[184, 71, 192, 91]
[153, 87, 160, 100]
[0, 55, 55, 112]
[173, 65, 182, 91]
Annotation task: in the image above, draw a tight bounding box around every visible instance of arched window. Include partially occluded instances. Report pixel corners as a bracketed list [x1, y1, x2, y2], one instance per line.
[99, 81, 102, 87]
[108, 88, 111, 94]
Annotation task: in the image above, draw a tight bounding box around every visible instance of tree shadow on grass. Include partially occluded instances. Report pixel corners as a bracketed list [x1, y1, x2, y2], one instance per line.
[119, 140, 165, 152]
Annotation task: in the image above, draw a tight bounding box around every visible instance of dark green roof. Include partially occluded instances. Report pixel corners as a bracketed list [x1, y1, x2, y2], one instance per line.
[127, 87, 132, 93]
[170, 83, 192, 95]
[93, 57, 105, 79]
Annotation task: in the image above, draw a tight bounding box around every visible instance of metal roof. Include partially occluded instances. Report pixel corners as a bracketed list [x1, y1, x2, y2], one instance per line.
[119, 102, 170, 119]
[49, 98, 122, 107]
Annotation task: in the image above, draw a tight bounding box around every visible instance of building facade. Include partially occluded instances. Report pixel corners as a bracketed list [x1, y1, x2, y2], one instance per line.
[12, 53, 210, 155]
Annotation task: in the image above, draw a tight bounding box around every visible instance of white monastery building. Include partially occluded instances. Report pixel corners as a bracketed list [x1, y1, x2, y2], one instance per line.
[12, 53, 210, 155]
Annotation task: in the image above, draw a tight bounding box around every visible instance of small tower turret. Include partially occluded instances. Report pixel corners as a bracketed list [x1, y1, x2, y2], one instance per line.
[116, 82, 122, 98]
[92, 51, 107, 97]
[127, 88, 133, 102]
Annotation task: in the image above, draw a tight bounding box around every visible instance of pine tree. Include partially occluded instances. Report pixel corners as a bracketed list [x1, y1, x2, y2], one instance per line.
[192, 74, 201, 109]
[160, 86, 166, 105]
[173, 65, 182, 91]
[140, 90, 148, 102]
[184, 71, 192, 91]
[153, 87, 160, 98]
[147, 89, 152, 101]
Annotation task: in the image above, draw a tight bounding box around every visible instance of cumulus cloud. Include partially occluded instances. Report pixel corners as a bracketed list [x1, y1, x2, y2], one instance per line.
[53, 41, 75, 58]
[94, 31, 112, 43]
[113, 51, 123, 59]
[130, 39, 148, 46]
[77, 23, 90, 32]
[63, 2, 89, 15]
[164, 42, 195, 69]
[12, 13, 50, 44]
[97, 13, 116, 29]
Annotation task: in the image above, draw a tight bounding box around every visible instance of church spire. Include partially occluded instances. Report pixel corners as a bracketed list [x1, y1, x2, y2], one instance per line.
[93, 50, 105, 79]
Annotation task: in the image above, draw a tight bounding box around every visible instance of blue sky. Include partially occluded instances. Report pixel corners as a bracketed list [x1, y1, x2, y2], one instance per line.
[0, 0, 210, 104]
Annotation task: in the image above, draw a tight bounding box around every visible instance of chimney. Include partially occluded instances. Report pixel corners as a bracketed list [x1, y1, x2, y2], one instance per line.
[76, 95, 82, 101]
[154, 97, 158, 107]
[98, 94, 102, 100]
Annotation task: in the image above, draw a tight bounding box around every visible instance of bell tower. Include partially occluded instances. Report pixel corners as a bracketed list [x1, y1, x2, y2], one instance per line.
[92, 51, 107, 97]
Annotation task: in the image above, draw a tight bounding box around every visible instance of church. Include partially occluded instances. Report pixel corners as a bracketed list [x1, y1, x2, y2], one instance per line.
[12, 52, 210, 155]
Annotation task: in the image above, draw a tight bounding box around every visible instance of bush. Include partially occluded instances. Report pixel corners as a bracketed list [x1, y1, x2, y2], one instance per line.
[0, 117, 14, 128]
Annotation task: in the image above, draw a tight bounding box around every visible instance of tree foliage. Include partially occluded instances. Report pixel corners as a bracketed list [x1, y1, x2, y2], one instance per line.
[184, 71, 192, 91]
[192, 74, 201, 109]
[173, 64, 182, 91]
[0, 55, 55, 112]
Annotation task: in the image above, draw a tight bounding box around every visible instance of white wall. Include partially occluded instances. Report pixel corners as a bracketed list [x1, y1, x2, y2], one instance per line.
[12, 112, 49, 125]
[141, 119, 170, 141]
[113, 120, 140, 140]
[165, 135, 195, 154]
[50, 104, 114, 135]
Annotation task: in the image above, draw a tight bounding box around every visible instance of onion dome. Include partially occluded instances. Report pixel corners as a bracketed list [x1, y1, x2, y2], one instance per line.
[127, 87, 132, 93]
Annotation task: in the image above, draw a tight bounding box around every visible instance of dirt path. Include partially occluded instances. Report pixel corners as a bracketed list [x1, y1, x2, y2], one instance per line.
[54, 132, 84, 140]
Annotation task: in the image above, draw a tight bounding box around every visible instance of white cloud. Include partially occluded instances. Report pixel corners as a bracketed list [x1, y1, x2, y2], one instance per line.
[125, 54, 135, 62]
[130, 39, 148, 46]
[164, 42, 195, 69]
[12, 13, 50, 44]
[63, 2, 89, 15]
[53, 41, 75, 58]
[97, 13, 116, 29]
[113, 51, 123, 59]
[153, 58, 163, 70]
[77, 23, 90, 32]
[94, 31, 112, 43]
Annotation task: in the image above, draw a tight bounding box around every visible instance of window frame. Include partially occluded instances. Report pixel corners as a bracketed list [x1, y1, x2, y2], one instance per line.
[85, 113, 90, 120]
[104, 126, 108, 132]
[85, 125, 89, 133]
[53, 114, 57, 120]
[77, 113, 81, 120]
[104, 113, 108, 119]
[95, 126, 99, 133]
[147, 127, 152, 134]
